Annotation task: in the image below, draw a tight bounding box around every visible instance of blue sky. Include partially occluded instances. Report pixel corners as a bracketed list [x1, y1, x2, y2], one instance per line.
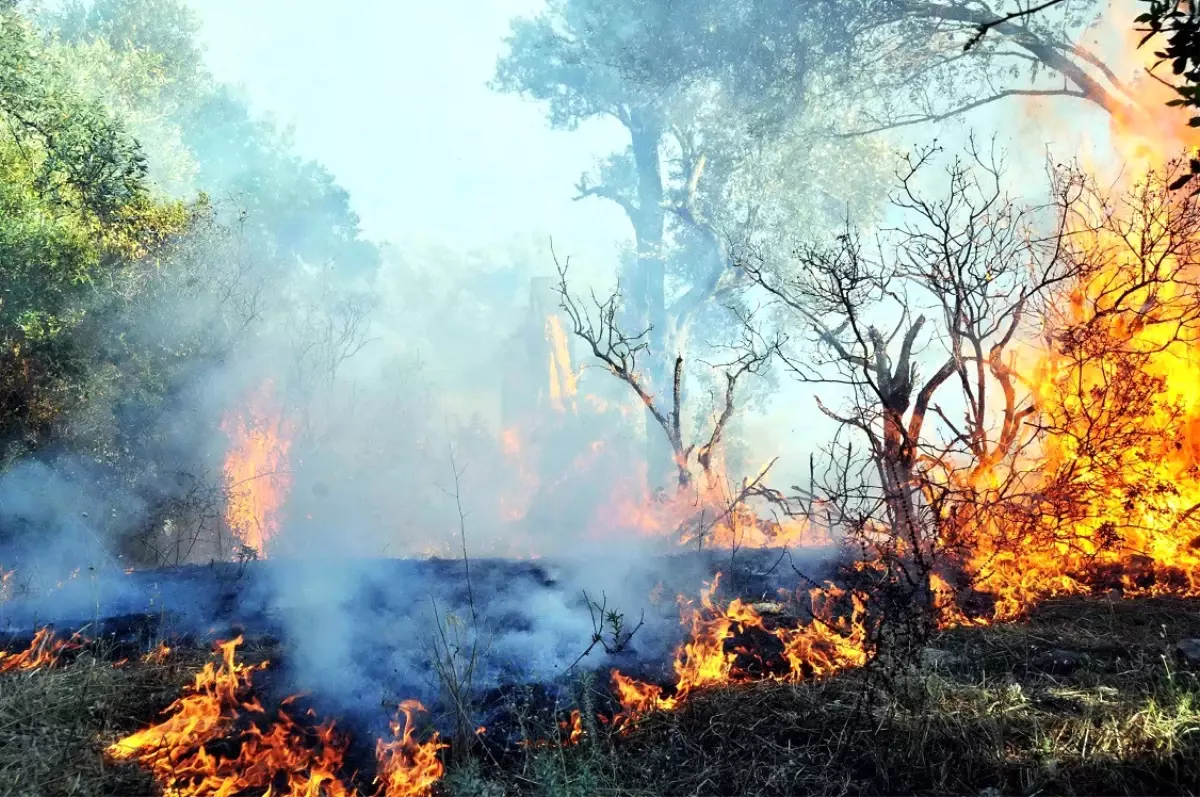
[190, 0, 630, 259]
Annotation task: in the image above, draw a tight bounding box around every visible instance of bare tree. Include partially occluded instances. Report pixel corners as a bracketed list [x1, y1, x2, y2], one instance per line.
[551, 250, 769, 494]
[282, 268, 377, 450]
[740, 141, 1081, 632]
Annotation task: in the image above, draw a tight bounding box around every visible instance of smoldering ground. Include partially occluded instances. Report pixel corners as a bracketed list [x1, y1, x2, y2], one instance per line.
[0, 535, 840, 738]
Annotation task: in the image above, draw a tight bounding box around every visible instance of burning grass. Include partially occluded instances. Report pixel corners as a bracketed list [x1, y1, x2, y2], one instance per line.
[0, 643, 209, 797]
[610, 574, 870, 724]
[452, 595, 1200, 797]
[4, 595, 1193, 797]
[103, 636, 445, 797]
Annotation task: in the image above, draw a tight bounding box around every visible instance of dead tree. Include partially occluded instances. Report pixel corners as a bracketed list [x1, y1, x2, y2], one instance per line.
[552, 250, 768, 492]
[740, 140, 1080, 636]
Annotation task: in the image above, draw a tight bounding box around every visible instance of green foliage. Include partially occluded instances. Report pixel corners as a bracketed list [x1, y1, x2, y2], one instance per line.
[0, 0, 384, 474]
[1136, 1, 1200, 191]
[44, 0, 379, 276]
[493, 0, 893, 320]
[0, 8, 190, 457]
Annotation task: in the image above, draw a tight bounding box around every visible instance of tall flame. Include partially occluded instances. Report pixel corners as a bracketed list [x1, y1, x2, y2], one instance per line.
[546, 314, 578, 413]
[221, 380, 294, 558]
[927, 6, 1200, 624]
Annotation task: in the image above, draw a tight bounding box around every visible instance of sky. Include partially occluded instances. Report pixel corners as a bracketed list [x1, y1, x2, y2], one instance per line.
[190, 0, 630, 262]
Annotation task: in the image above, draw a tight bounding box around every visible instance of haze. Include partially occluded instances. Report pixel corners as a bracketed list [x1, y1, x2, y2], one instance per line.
[192, 0, 628, 257]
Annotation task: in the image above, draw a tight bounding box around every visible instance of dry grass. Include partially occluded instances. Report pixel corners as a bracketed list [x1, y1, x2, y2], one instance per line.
[1, 597, 1197, 797]
[453, 596, 1200, 797]
[0, 654, 194, 796]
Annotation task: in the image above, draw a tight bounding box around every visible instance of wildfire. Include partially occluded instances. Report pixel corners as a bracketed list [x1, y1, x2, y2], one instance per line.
[546, 314, 578, 412]
[109, 11, 1200, 785]
[222, 380, 294, 559]
[612, 574, 869, 724]
[0, 628, 83, 673]
[107, 637, 444, 797]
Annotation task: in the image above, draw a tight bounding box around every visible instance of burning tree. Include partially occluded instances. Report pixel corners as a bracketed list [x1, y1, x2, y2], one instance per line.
[551, 251, 794, 549]
[969, 159, 1200, 613]
[740, 141, 1085, 643]
[221, 380, 294, 560]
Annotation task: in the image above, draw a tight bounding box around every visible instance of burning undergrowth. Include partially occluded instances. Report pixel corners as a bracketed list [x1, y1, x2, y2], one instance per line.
[0, 546, 842, 736]
[0, 546, 861, 795]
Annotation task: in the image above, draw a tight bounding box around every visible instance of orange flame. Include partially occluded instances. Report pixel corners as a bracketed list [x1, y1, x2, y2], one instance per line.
[916, 7, 1200, 626]
[222, 380, 294, 558]
[0, 628, 83, 673]
[561, 709, 583, 745]
[374, 701, 447, 797]
[546, 315, 578, 412]
[107, 637, 444, 797]
[141, 641, 173, 665]
[612, 574, 869, 725]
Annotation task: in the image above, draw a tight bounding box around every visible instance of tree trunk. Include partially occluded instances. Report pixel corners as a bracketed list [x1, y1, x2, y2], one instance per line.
[878, 407, 934, 614]
[628, 109, 675, 493]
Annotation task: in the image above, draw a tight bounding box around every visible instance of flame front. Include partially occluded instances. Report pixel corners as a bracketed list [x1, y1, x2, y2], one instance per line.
[612, 574, 869, 725]
[0, 628, 82, 673]
[107, 637, 444, 797]
[222, 380, 294, 559]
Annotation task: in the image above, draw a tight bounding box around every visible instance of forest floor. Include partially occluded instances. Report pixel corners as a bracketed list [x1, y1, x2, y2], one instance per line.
[2, 596, 1199, 797]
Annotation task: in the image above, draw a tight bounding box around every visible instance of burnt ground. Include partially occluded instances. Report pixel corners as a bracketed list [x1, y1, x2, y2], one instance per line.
[0, 548, 832, 734]
[1, 593, 1199, 796]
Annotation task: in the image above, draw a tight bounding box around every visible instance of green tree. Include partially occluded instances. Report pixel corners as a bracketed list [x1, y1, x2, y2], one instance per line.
[43, 0, 380, 279]
[0, 8, 190, 460]
[633, 0, 1155, 139]
[493, 0, 889, 486]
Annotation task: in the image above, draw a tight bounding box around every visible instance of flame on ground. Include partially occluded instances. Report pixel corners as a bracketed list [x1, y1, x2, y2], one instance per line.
[612, 574, 869, 725]
[0, 628, 83, 673]
[221, 380, 294, 559]
[106, 636, 444, 797]
[374, 700, 447, 797]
